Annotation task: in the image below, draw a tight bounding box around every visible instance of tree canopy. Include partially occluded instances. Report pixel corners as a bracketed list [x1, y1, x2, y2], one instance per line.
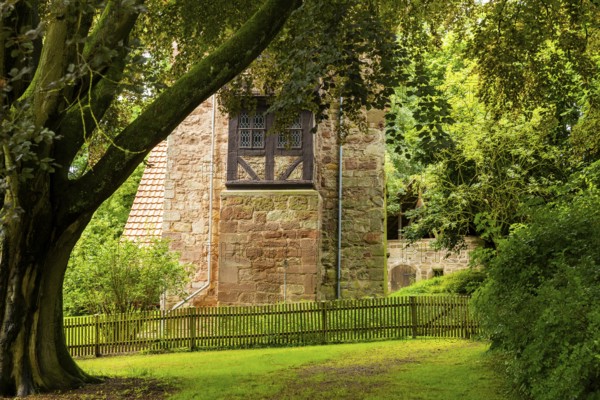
[384, 1, 600, 398]
[386, 0, 600, 249]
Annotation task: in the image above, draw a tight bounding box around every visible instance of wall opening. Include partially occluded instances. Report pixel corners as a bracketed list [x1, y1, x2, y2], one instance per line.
[390, 264, 416, 291]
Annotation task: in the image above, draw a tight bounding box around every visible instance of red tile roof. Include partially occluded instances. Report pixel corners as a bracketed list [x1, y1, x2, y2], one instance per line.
[122, 141, 167, 242]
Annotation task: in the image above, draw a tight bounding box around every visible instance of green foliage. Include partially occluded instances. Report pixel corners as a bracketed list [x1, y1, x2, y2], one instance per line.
[65, 237, 190, 316]
[442, 269, 487, 295]
[83, 162, 144, 238]
[384, 146, 422, 216]
[382, 3, 600, 399]
[470, 0, 599, 119]
[386, 52, 455, 165]
[390, 269, 486, 297]
[64, 163, 189, 316]
[219, 0, 405, 132]
[474, 189, 600, 399]
[405, 107, 569, 249]
[386, 30, 582, 250]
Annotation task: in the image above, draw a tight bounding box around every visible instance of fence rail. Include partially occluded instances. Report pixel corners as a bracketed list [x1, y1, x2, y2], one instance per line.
[64, 296, 478, 358]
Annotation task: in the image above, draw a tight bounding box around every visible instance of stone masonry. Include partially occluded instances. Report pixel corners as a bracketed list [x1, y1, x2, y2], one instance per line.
[128, 97, 389, 306]
[387, 237, 481, 291]
[314, 110, 387, 300]
[162, 99, 228, 306]
[218, 190, 320, 304]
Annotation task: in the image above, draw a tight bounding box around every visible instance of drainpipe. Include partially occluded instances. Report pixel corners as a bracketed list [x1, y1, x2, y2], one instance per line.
[336, 97, 343, 300]
[171, 94, 217, 310]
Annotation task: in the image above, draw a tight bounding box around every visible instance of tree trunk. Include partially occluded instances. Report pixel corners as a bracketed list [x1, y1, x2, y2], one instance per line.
[0, 185, 96, 397]
[0, 1, 303, 396]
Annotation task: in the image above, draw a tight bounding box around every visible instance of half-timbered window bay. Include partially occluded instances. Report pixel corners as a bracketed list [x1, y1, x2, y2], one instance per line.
[226, 105, 314, 188]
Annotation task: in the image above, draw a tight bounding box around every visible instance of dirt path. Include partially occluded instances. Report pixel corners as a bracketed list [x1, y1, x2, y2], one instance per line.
[22, 378, 173, 400]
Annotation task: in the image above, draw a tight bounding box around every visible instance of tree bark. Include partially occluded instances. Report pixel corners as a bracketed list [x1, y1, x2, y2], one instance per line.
[0, 177, 97, 397]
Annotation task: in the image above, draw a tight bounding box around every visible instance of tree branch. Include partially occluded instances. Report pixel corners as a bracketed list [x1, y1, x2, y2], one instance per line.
[52, 50, 128, 179]
[63, 0, 302, 220]
[52, 0, 142, 172]
[82, 0, 142, 66]
[27, 3, 84, 127]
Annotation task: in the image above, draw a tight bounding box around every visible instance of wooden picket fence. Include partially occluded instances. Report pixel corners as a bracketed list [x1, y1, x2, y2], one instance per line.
[64, 296, 478, 358]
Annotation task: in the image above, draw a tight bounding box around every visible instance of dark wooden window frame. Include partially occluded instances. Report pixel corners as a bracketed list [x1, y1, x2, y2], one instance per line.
[226, 106, 314, 189]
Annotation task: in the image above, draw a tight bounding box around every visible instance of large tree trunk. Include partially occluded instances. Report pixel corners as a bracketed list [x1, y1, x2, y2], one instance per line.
[0, 181, 95, 397]
[0, 0, 302, 396]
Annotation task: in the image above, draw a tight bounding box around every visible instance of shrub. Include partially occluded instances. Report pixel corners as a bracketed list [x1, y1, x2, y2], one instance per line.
[474, 189, 600, 399]
[65, 236, 190, 316]
[442, 269, 486, 295]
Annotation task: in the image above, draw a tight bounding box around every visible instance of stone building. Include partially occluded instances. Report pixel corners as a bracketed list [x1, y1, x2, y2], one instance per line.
[123, 97, 388, 307]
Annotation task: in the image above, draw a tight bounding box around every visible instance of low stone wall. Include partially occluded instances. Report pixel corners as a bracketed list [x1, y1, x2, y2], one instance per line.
[387, 237, 481, 292]
[217, 190, 321, 305]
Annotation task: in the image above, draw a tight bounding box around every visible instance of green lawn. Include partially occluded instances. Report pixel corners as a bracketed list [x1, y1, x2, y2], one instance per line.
[78, 339, 519, 400]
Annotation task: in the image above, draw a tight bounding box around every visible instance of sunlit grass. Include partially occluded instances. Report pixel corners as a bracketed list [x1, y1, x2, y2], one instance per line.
[78, 339, 519, 400]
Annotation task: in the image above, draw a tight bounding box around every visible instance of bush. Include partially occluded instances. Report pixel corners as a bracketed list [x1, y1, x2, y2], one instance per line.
[474, 189, 600, 399]
[65, 236, 190, 316]
[442, 269, 486, 295]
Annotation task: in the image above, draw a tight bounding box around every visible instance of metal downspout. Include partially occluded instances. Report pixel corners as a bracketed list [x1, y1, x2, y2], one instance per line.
[171, 94, 217, 310]
[337, 98, 343, 300]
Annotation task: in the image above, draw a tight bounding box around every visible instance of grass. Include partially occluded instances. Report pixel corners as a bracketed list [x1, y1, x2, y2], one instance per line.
[77, 339, 519, 400]
[389, 269, 487, 297]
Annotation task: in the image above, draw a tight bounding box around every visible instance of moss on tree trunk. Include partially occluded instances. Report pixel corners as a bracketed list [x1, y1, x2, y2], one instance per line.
[0, 181, 98, 396]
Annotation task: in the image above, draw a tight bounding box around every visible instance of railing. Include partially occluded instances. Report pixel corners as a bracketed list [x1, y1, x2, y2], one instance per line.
[64, 296, 478, 358]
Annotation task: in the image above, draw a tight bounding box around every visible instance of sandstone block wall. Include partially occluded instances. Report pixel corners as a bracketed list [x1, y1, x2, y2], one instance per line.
[387, 237, 481, 292]
[218, 190, 320, 305]
[163, 100, 388, 306]
[315, 110, 387, 299]
[163, 99, 228, 306]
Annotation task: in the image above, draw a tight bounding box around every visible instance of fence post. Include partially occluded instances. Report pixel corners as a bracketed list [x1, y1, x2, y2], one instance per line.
[462, 297, 471, 339]
[94, 314, 100, 357]
[410, 296, 418, 339]
[321, 302, 328, 344]
[189, 308, 196, 351]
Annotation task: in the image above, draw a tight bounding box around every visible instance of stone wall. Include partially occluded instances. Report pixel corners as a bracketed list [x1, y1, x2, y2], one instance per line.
[387, 237, 481, 292]
[163, 99, 388, 306]
[314, 110, 387, 299]
[218, 190, 320, 304]
[163, 99, 228, 306]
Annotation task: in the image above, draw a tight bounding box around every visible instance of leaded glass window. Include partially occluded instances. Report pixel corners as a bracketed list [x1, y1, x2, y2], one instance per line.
[277, 114, 303, 149]
[252, 131, 264, 148]
[291, 130, 302, 148]
[227, 104, 313, 188]
[253, 113, 265, 128]
[238, 111, 265, 149]
[239, 113, 251, 129]
[240, 130, 251, 148]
